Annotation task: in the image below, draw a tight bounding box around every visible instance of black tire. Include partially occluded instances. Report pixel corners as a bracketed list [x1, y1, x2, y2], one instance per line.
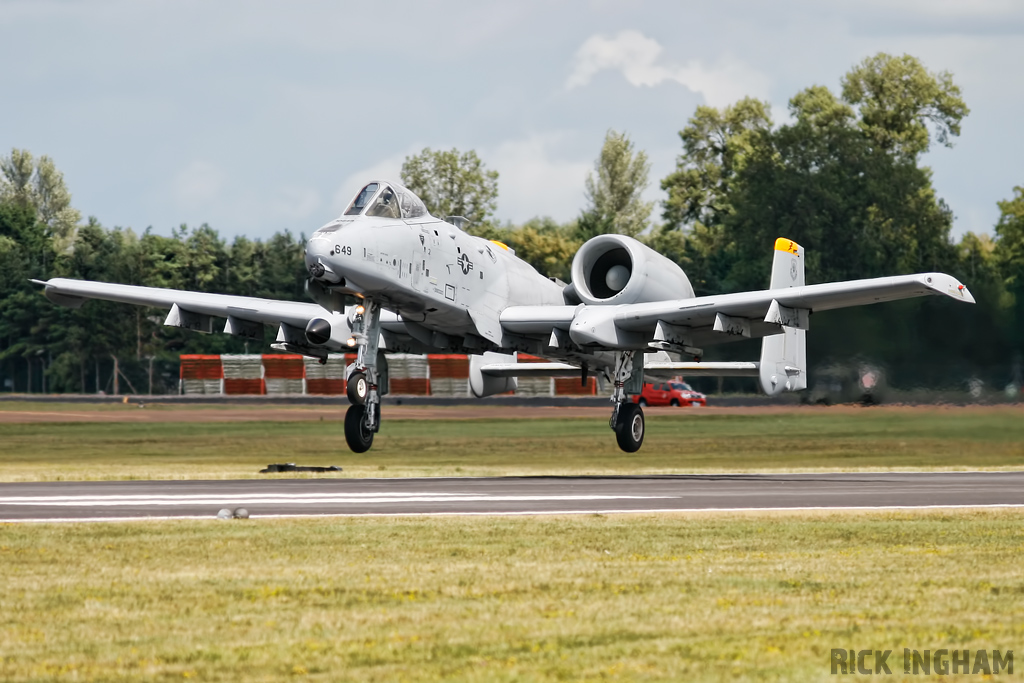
[344, 404, 375, 453]
[638, 398, 647, 407]
[670, 398, 680, 407]
[347, 372, 368, 405]
[614, 403, 645, 453]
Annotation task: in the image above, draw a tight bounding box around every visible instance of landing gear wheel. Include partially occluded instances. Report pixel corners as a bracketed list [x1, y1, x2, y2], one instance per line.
[344, 404, 375, 453]
[614, 403, 645, 453]
[347, 372, 368, 405]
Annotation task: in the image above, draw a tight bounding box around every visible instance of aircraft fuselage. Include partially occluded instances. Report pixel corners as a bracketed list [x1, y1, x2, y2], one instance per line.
[304, 213, 564, 347]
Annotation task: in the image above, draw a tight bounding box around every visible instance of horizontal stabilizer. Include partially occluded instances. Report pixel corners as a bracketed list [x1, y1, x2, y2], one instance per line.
[478, 362, 580, 378]
[644, 361, 760, 377]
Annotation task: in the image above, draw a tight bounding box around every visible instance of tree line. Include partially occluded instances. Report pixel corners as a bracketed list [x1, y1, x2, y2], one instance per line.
[1, 52, 1021, 395]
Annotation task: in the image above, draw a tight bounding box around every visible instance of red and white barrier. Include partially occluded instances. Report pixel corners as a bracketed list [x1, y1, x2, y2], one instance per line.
[180, 353, 598, 396]
[222, 354, 264, 395]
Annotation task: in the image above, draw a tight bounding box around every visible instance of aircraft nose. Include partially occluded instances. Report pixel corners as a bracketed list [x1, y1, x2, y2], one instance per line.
[305, 236, 342, 283]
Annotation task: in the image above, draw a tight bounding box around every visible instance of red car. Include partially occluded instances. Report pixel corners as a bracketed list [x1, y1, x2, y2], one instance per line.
[634, 381, 707, 407]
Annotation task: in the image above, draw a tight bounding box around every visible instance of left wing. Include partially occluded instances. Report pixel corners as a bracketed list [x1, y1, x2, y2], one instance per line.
[500, 271, 974, 350]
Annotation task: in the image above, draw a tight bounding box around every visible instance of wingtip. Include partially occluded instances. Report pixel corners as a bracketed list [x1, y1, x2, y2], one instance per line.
[948, 276, 976, 304]
[922, 273, 975, 304]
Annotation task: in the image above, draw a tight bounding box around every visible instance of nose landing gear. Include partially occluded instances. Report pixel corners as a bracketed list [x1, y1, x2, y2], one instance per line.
[344, 300, 382, 452]
[346, 372, 368, 405]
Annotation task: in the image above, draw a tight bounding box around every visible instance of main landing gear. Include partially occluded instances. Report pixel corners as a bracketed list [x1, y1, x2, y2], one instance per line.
[344, 402, 376, 453]
[609, 350, 644, 453]
[344, 300, 381, 453]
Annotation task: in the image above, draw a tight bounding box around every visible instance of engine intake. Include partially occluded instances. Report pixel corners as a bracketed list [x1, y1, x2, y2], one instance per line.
[570, 234, 694, 305]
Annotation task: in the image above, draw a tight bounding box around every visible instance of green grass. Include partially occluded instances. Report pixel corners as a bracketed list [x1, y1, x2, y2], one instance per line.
[1, 510, 1022, 681]
[0, 407, 1022, 481]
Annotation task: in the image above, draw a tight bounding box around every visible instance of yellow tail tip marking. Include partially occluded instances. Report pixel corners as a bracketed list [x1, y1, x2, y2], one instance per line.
[774, 238, 801, 255]
[490, 240, 510, 251]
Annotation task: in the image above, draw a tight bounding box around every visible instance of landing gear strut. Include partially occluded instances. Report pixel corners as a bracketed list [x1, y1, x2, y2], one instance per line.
[609, 350, 644, 453]
[344, 300, 382, 452]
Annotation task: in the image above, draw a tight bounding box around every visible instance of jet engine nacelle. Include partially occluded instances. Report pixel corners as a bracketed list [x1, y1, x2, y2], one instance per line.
[570, 234, 694, 305]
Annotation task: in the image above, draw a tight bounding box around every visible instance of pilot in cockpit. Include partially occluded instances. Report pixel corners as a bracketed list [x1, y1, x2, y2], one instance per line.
[366, 187, 400, 219]
[344, 181, 428, 221]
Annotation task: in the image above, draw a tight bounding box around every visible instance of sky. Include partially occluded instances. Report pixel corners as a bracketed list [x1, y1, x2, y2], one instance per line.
[1, 0, 1022, 242]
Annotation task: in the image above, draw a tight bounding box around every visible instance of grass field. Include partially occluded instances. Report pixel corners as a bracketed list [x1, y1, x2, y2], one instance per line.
[0, 404, 1022, 481]
[1, 510, 1022, 682]
[2, 404, 1023, 681]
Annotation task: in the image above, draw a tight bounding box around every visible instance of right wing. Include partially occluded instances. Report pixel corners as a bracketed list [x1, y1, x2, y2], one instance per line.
[36, 277, 326, 328]
[34, 277, 353, 358]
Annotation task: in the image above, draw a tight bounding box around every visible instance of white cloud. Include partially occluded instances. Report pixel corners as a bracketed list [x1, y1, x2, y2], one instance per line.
[566, 30, 769, 107]
[484, 134, 591, 224]
[172, 160, 226, 207]
[856, 0, 1021, 20]
[330, 140, 590, 225]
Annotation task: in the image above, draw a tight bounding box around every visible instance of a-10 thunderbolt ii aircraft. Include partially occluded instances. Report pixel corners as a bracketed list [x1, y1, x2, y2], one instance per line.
[35, 180, 975, 453]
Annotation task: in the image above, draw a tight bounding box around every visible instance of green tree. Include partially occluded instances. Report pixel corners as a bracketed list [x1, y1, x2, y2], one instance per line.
[656, 53, 978, 389]
[400, 148, 499, 234]
[578, 130, 653, 239]
[841, 53, 969, 158]
[496, 218, 580, 282]
[0, 202, 52, 390]
[661, 54, 965, 294]
[661, 98, 773, 233]
[0, 148, 81, 251]
[658, 98, 774, 294]
[994, 186, 1024, 353]
[722, 83, 957, 290]
[995, 187, 1024, 288]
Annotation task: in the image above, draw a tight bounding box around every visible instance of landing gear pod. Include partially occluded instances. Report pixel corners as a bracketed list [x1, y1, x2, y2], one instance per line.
[469, 351, 518, 397]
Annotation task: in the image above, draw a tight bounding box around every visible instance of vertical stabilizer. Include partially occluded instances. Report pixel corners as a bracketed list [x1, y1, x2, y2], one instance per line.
[759, 238, 807, 395]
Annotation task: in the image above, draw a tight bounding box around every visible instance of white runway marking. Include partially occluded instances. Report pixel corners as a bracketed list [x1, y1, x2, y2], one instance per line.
[0, 492, 676, 507]
[4, 473, 1022, 523]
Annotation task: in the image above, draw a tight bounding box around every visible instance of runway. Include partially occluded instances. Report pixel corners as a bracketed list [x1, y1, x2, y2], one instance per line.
[1, 472, 1023, 522]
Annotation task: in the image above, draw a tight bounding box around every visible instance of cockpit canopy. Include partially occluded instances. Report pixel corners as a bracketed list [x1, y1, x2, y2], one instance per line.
[344, 181, 428, 220]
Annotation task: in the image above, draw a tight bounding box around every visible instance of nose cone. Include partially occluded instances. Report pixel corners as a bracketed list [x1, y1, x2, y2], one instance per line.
[305, 236, 341, 283]
[605, 264, 629, 292]
[305, 317, 332, 345]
